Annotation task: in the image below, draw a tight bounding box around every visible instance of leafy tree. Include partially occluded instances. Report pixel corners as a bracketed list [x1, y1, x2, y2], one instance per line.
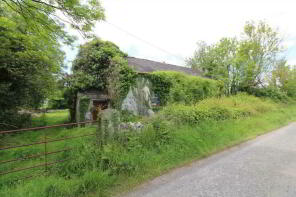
[187, 41, 217, 79]
[284, 68, 296, 98]
[1, 0, 105, 38]
[271, 60, 296, 98]
[237, 21, 282, 91]
[47, 79, 68, 109]
[65, 39, 136, 121]
[0, 6, 63, 129]
[0, 1, 104, 129]
[72, 39, 129, 91]
[188, 21, 283, 95]
[188, 38, 238, 95]
[0, 8, 63, 108]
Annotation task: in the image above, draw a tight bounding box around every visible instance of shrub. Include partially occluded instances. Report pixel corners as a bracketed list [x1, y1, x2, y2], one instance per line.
[139, 119, 172, 149]
[47, 99, 68, 109]
[143, 71, 223, 105]
[158, 94, 278, 124]
[0, 110, 32, 130]
[119, 110, 141, 122]
[248, 87, 289, 102]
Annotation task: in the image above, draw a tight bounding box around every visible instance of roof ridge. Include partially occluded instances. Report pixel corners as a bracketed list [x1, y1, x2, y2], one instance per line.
[127, 56, 188, 68]
[126, 56, 199, 76]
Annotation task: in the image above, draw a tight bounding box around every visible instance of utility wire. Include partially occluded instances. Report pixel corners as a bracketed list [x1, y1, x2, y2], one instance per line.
[104, 21, 185, 62]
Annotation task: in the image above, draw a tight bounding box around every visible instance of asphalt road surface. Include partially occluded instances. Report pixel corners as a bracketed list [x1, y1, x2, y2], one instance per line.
[121, 123, 296, 197]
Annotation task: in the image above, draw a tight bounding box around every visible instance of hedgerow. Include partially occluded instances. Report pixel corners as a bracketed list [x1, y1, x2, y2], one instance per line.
[247, 87, 290, 102]
[158, 93, 277, 124]
[143, 71, 224, 105]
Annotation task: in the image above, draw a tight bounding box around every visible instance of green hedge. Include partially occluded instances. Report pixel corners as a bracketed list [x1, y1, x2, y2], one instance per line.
[248, 87, 290, 102]
[158, 94, 277, 124]
[0, 110, 32, 130]
[142, 71, 223, 105]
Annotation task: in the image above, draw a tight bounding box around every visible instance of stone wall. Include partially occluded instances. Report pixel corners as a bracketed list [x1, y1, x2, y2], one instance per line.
[76, 93, 91, 123]
[121, 77, 155, 116]
[75, 77, 156, 123]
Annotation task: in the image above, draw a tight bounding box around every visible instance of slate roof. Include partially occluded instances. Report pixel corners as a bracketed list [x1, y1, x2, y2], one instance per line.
[126, 57, 200, 76]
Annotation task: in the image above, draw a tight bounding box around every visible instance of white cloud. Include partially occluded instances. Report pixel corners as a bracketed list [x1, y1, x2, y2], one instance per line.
[64, 0, 296, 68]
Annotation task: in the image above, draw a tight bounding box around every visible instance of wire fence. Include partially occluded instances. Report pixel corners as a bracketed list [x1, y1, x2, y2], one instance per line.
[0, 121, 97, 184]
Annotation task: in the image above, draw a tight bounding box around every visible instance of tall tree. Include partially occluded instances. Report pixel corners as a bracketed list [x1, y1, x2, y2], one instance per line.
[0, 6, 64, 110]
[237, 21, 282, 90]
[187, 38, 239, 94]
[271, 61, 296, 98]
[0, 8, 61, 128]
[188, 21, 283, 94]
[0, 1, 104, 129]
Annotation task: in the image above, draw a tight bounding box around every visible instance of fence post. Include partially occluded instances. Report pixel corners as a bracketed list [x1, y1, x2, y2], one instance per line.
[43, 108, 47, 175]
[44, 131, 47, 174]
[96, 108, 103, 149]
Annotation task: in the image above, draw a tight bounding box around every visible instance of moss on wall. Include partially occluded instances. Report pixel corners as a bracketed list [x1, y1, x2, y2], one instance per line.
[79, 96, 90, 121]
[121, 77, 154, 116]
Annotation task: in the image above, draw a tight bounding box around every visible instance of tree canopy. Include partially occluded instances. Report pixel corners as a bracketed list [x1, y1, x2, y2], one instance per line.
[270, 61, 296, 98]
[187, 21, 287, 95]
[71, 38, 132, 91]
[0, 1, 105, 129]
[64, 39, 136, 120]
[1, 0, 105, 39]
[0, 6, 64, 110]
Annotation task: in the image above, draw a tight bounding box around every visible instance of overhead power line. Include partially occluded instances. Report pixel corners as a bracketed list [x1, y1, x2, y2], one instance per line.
[104, 21, 185, 62]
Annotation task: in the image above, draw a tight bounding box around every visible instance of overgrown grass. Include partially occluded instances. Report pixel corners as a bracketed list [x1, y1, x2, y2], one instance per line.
[0, 110, 97, 189]
[159, 93, 277, 124]
[1, 96, 296, 197]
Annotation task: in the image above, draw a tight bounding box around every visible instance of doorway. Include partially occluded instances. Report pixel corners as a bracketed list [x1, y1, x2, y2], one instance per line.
[92, 100, 108, 120]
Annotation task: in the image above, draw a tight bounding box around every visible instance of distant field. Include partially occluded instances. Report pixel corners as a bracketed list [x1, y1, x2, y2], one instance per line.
[31, 109, 70, 126]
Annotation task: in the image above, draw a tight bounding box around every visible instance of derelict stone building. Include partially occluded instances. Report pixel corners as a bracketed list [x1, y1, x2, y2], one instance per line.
[75, 57, 199, 122]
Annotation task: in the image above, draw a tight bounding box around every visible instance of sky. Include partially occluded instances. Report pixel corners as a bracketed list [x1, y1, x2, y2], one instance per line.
[63, 0, 296, 72]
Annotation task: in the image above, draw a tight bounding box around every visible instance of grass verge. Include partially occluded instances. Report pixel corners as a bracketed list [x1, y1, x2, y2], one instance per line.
[1, 96, 296, 197]
[106, 103, 296, 196]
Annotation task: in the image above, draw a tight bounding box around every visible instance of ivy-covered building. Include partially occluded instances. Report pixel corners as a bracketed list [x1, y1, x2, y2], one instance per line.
[75, 57, 200, 122]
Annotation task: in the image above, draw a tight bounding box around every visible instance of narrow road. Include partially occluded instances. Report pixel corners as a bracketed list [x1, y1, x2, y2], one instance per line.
[121, 123, 296, 197]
